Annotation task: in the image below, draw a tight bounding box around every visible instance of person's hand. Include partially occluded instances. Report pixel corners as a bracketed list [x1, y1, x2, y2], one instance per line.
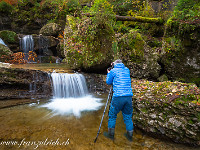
[107, 69, 110, 73]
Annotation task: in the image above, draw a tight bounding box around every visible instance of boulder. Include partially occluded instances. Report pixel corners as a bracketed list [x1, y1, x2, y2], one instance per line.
[0, 30, 19, 52]
[0, 30, 18, 44]
[63, 16, 114, 73]
[132, 79, 200, 146]
[39, 23, 62, 37]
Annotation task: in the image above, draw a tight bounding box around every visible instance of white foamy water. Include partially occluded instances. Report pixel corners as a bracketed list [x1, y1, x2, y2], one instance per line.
[42, 96, 103, 117]
[41, 73, 103, 117]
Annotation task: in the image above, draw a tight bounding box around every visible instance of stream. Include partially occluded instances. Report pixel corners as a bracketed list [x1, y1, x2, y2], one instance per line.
[0, 96, 198, 150]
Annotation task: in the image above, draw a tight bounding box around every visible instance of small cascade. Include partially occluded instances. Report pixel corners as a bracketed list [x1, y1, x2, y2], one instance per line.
[42, 73, 103, 117]
[20, 35, 34, 53]
[29, 73, 38, 99]
[20, 35, 34, 61]
[0, 38, 7, 46]
[51, 73, 88, 98]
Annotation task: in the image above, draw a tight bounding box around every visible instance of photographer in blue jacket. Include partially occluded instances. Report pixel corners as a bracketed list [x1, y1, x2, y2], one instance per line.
[104, 59, 134, 141]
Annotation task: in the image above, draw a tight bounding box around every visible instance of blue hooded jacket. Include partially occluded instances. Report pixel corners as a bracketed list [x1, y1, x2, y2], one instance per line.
[106, 63, 133, 97]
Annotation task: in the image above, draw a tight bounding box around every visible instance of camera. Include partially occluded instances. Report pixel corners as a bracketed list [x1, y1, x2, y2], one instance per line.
[107, 62, 114, 71]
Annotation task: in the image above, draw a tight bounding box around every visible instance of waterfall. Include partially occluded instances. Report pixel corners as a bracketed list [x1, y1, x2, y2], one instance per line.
[51, 73, 88, 98]
[41, 73, 103, 117]
[0, 38, 7, 46]
[20, 35, 34, 53]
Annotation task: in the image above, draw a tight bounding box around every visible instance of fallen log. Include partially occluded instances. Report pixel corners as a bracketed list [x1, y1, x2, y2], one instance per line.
[115, 15, 163, 24]
[82, 13, 164, 24]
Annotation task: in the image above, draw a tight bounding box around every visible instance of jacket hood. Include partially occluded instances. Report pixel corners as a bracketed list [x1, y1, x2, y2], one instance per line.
[114, 63, 125, 68]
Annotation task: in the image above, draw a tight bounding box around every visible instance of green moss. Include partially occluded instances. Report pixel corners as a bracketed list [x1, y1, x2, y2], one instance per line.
[0, 30, 17, 44]
[134, 16, 163, 24]
[166, 0, 200, 36]
[118, 29, 145, 63]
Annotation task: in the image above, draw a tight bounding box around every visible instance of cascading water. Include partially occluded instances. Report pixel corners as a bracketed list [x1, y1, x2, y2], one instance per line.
[20, 35, 34, 61]
[51, 73, 88, 98]
[42, 73, 103, 117]
[20, 35, 34, 53]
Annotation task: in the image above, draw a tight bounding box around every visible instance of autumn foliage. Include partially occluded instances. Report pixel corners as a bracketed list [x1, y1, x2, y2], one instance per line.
[1, 51, 38, 64]
[0, 0, 18, 5]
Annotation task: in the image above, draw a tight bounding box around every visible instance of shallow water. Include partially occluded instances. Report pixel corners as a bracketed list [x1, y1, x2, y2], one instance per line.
[0, 94, 199, 150]
[11, 63, 74, 73]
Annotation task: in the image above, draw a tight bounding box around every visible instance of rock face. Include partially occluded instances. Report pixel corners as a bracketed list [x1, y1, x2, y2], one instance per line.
[83, 73, 110, 94]
[0, 68, 109, 100]
[0, 67, 52, 99]
[161, 28, 200, 86]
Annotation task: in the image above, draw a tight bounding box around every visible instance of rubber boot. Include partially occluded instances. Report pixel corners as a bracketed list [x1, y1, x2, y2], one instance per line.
[124, 130, 133, 141]
[103, 128, 115, 140]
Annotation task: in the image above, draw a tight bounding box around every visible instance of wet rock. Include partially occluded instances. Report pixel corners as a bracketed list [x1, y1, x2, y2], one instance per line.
[0, 67, 52, 99]
[83, 73, 110, 94]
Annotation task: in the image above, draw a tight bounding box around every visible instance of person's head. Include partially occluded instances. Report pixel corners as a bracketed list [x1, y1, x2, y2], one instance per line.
[113, 59, 122, 66]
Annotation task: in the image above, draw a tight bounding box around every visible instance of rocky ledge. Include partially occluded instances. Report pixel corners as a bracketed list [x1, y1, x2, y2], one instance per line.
[0, 67, 52, 100]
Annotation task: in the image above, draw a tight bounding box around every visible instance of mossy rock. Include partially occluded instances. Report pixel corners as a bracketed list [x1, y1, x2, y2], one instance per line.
[118, 29, 145, 63]
[118, 29, 161, 80]
[39, 23, 62, 37]
[64, 16, 114, 73]
[0, 30, 18, 44]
